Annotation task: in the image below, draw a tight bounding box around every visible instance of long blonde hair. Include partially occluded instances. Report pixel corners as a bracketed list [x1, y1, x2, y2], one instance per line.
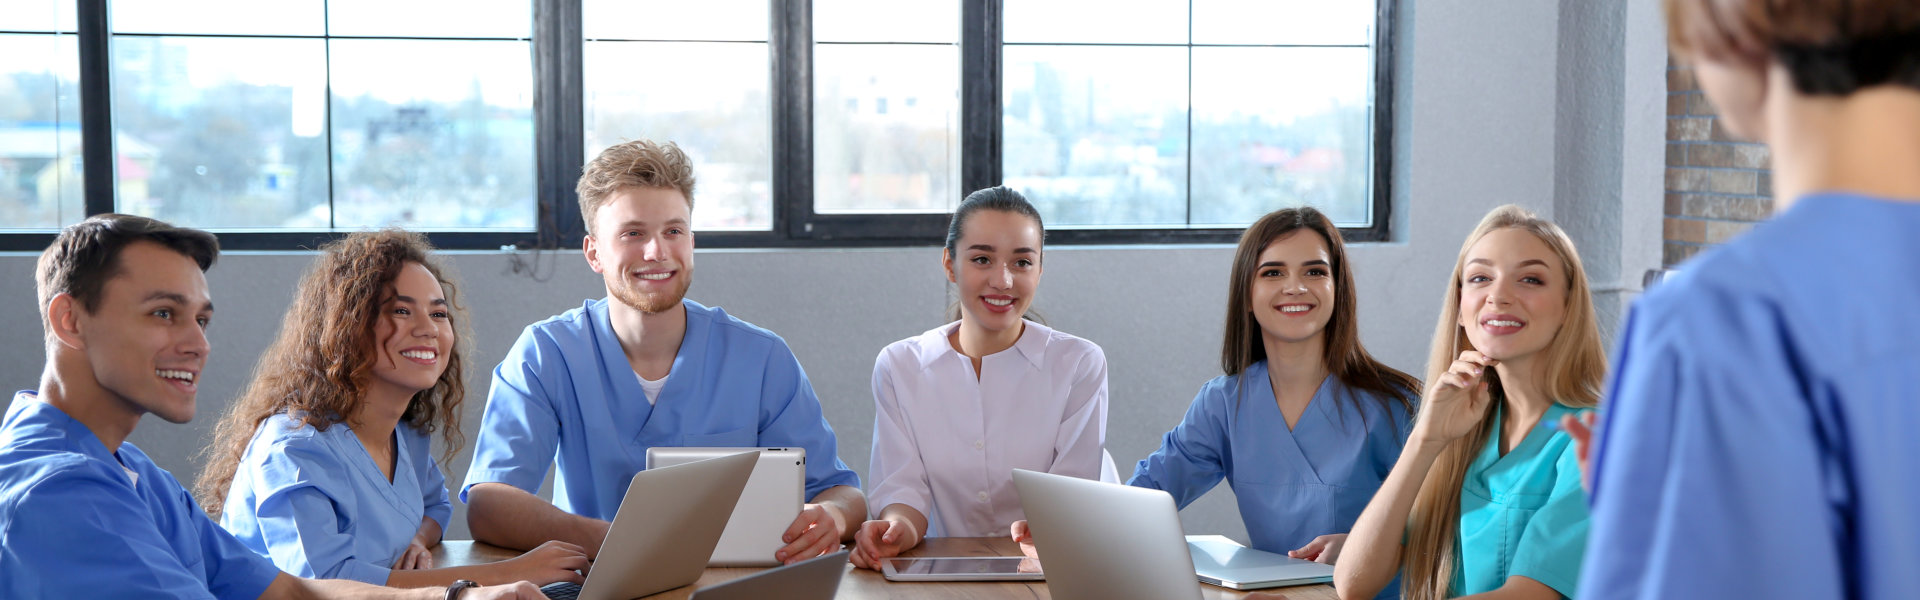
[1400, 205, 1606, 600]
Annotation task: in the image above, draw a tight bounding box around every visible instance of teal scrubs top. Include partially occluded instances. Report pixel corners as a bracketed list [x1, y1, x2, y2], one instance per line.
[1453, 402, 1588, 597]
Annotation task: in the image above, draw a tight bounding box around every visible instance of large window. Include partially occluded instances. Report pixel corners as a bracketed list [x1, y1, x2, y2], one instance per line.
[584, 0, 772, 231]
[1005, 0, 1378, 229]
[6, 0, 1390, 249]
[107, 0, 534, 233]
[0, 1, 84, 231]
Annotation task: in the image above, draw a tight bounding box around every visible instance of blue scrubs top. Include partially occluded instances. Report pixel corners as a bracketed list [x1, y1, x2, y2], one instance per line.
[1581, 194, 1920, 599]
[219, 413, 452, 584]
[1454, 402, 1588, 597]
[463, 298, 860, 519]
[1, 394, 284, 599]
[1127, 363, 1411, 599]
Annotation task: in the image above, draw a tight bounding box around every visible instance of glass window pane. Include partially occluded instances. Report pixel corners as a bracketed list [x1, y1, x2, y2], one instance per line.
[814, 44, 958, 214]
[584, 41, 771, 231]
[1190, 47, 1371, 226]
[0, 0, 77, 32]
[329, 0, 530, 39]
[1193, 0, 1374, 46]
[1003, 46, 1187, 228]
[0, 34, 84, 230]
[112, 0, 323, 36]
[584, 0, 767, 41]
[1004, 0, 1187, 45]
[815, 0, 957, 43]
[111, 37, 329, 229]
[329, 40, 534, 230]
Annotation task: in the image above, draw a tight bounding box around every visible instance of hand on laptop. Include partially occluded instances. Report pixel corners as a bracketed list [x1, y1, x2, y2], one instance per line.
[778, 504, 841, 564]
[1287, 533, 1347, 565]
[498, 540, 592, 586]
[850, 519, 919, 570]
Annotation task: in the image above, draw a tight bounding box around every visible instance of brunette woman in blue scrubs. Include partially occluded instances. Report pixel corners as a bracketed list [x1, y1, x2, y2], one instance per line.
[1093, 207, 1419, 598]
[195, 230, 587, 588]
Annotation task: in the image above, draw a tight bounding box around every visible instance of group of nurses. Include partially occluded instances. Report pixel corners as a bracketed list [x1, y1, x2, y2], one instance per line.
[851, 195, 1605, 600]
[194, 230, 587, 588]
[182, 204, 1605, 598]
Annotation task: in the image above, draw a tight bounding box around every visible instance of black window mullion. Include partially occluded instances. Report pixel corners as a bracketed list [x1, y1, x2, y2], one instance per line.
[1354, 0, 1395, 243]
[771, 0, 812, 239]
[534, 0, 585, 249]
[77, 0, 114, 217]
[960, 0, 1001, 196]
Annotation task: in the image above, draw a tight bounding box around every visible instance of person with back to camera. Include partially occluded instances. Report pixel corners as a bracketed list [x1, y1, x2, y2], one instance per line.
[1569, 1, 1920, 597]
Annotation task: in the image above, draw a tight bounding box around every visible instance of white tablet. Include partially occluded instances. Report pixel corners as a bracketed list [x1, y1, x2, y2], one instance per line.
[880, 556, 1046, 582]
[645, 447, 805, 567]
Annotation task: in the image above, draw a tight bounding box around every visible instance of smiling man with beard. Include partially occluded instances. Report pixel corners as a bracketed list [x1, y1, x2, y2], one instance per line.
[462, 140, 865, 566]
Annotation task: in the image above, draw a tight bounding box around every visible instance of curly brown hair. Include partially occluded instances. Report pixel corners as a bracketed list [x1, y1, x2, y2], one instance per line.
[194, 230, 471, 516]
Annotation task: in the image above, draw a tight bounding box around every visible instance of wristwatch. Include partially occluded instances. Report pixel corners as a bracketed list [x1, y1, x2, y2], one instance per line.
[445, 579, 479, 600]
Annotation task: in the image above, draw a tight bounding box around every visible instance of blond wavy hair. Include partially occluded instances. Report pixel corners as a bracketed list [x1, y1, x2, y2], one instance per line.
[577, 139, 697, 235]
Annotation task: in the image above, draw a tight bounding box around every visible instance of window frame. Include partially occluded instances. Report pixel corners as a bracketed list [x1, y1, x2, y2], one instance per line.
[5, 0, 1392, 251]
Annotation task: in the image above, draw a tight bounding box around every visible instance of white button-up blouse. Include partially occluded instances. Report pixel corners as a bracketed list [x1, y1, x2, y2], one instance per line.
[867, 320, 1111, 538]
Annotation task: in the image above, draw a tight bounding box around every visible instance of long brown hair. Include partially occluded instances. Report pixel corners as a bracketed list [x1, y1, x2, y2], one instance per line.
[1220, 207, 1420, 418]
[195, 230, 471, 515]
[1399, 205, 1607, 600]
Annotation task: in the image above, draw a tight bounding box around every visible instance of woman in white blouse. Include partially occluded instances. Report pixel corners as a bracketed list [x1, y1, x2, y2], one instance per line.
[849, 186, 1113, 570]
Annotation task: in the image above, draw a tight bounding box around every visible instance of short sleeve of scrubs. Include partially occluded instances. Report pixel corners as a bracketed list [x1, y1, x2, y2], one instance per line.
[462, 325, 565, 499]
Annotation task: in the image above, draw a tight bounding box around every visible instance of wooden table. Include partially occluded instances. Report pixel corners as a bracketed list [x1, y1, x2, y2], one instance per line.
[437, 538, 1338, 599]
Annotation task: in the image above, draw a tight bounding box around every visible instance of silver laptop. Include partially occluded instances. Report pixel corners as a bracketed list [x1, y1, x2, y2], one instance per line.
[686, 550, 848, 600]
[540, 451, 756, 600]
[646, 447, 804, 567]
[1187, 535, 1335, 590]
[1012, 469, 1204, 600]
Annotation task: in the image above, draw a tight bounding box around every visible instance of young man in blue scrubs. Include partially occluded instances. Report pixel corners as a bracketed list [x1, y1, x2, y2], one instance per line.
[463, 139, 866, 565]
[1576, 1, 1920, 598]
[0, 215, 536, 599]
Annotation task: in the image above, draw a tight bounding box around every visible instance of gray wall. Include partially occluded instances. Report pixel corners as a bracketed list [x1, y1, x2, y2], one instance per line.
[0, 0, 1667, 545]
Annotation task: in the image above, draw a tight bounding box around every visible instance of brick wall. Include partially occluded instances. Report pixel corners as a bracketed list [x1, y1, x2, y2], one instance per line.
[1663, 59, 1775, 267]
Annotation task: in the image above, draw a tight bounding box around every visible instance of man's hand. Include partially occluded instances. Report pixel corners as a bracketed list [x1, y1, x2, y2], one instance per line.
[776, 504, 841, 564]
[394, 540, 433, 570]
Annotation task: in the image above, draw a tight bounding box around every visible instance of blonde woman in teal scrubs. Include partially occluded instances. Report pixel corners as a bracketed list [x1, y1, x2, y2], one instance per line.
[1334, 205, 1605, 600]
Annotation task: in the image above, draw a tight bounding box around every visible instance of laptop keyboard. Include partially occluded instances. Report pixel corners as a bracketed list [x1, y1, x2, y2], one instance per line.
[539, 581, 581, 600]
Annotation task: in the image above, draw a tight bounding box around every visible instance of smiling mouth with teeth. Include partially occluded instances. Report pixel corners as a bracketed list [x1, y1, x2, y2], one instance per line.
[1280, 305, 1312, 314]
[400, 350, 437, 360]
[1484, 320, 1524, 327]
[157, 369, 194, 383]
[983, 297, 1014, 307]
[635, 272, 672, 281]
